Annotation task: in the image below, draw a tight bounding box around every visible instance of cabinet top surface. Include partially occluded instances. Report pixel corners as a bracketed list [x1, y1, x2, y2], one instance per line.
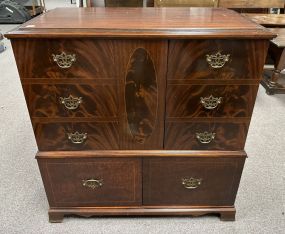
[6, 7, 275, 39]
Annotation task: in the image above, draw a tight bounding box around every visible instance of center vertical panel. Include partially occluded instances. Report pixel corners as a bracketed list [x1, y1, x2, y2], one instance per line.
[116, 40, 168, 150]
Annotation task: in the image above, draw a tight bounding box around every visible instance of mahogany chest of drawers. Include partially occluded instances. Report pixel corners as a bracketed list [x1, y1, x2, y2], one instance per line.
[6, 7, 274, 222]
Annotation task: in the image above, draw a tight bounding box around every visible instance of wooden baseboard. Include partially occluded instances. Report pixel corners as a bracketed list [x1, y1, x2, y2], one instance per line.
[48, 206, 236, 223]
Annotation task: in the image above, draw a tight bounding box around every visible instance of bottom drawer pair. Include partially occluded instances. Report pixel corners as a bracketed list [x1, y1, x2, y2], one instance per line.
[37, 155, 245, 208]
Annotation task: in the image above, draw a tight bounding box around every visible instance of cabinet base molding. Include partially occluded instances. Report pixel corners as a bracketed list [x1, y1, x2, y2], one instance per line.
[48, 206, 236, 223]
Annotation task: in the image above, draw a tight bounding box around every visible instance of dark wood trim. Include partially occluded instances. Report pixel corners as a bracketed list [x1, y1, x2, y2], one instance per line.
[167, 79, 261, 85]
[36, 150, 247, 158]
[48, 206, 236, 222]
[261, 76, 285, 94]
[21, 78, 119, 85]
[5, 28, 275, 39]
[31, 117, 119, 123]
[261, 41, 285, 95]
[165, 117, 251, 123]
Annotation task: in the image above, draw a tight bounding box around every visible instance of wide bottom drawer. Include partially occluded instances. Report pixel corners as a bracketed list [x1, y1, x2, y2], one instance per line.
[143, 157, 245, 206]
[37, 157, 142, 207]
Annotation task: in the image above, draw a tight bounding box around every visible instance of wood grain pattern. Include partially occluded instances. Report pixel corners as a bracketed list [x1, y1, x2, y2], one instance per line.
[218, 0, 284, 8]
[11, 39, 115, 79]
[89, 0, 154, 7]
[166, 85, 259, 118]
[115, 40, 167, 149]
[36, 150, 247, 159]
[154, 0, 218, 7]
[105, 0, 143, 7]
[268, 28, 285, 47]
[165, 121, 249, 150]
[22, 84, 118, 118]
[33, 122, 119, 151]
[37, 157, 142, 207]
[167, 39, 268, 80]
[125, 48, 158, 144]
[143, 157, 245, 206]
[243, 14, 285, 28]
[6, 8, 273, 222]
[18, 39, 168, 150]
[5, 8, 275, 39]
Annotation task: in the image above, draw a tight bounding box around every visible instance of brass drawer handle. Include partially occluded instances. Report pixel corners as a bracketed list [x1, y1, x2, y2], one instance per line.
[52, 52, 76, 69]
[60, 95, 82, 110]
[200, 95, 222, 110]
[206, 52, 230, 69]
[196, 131, 215, 144]
[82, 179, 103, 189]
[67, 132, 87, 144]
[182, 177, 202, 189]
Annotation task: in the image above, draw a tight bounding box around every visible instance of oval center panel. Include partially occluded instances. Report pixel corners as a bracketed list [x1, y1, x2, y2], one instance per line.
[125, 48, 158, 144]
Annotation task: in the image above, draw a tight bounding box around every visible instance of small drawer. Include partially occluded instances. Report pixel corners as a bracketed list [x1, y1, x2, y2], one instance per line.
[167, 39, 267, 80]
[13, 39, 115, 79]
[23, 84, 118, 118]
[33, 122, 119, 151]
[143, 157, 245, 206]
[38, 158, 142, 207]
[165, 121, 249, 150]
[167, 85, 259, 118]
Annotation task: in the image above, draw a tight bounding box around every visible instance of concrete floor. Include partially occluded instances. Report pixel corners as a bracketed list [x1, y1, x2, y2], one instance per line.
[0, 1, 284, 233]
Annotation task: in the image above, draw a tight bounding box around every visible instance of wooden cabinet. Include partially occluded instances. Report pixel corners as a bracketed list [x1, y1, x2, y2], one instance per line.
[6, 7, 274, 222]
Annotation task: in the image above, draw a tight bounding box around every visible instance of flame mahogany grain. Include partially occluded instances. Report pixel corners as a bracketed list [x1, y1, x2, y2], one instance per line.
[12, 39, 116, 79]
[6, 8, 274, 222]
[166, 84, 259, 118]
[167, 40, 268, 80]
[22, 84, 118, 118]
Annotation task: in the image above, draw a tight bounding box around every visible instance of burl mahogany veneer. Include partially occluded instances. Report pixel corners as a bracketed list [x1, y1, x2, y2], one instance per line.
[5, 7, 275, 222]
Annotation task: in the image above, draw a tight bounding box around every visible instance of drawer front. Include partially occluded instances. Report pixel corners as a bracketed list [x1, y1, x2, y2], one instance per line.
[167, 40, 267, 80]
[167, 85, 259, 118]
[23, 84, 118, 118]
[33, 122, 119, 151]
[143, 157, 245, 206]
[38, 158, 142, 207]
[12, 39, 115, 79]
[165, 121, 249, 150]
